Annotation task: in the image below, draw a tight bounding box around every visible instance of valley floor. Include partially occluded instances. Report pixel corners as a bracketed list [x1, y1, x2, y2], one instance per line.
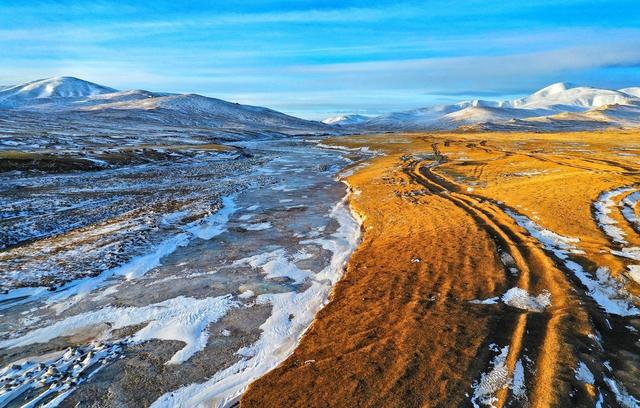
[0, 135, 364, 407]
[242, 131, 640, 407]
[3, 129, 640, 407]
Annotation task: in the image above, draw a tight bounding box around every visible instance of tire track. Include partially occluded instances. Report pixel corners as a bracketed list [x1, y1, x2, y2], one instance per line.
[406, 146, 585, 407]
[421, 142, 640, 406]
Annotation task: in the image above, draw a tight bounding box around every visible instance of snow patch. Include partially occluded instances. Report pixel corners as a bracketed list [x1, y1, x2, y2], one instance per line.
[603, 377, 639, 407]
[627, 265, 640, 284]
[506, 209, 639, 316]
[233, 249, 312, 284]
[241, 222, 272, 231]
[511, 359, 526, 400]
[593, 187, 635, 245]
[469, 297, 499, 305]
[621, 191, 640, 229]
[575, 361, 595, 385]
[502, 287, 551, 312]
[471, 346, 511, 408]
[9, 197, 236, 313]
[0, 295, 238, 365]
[470, 287, 550, 312]
[150, 188, 361, 408]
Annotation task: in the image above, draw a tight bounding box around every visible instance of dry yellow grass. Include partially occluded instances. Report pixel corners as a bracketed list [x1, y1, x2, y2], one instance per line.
[242, 131, 640, 407]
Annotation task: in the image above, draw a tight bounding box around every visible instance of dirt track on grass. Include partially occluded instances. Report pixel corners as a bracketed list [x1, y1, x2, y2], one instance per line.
[242, 131, 640, 407]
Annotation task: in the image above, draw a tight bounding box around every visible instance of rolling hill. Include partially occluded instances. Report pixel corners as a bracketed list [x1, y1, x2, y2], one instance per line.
[325, 82, 640, 131]
[0, 77, 332, 135]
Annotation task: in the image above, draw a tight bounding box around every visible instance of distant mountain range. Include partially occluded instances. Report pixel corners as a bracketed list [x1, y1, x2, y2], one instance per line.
[322, 114, 370, 126]
[2, 77, 639, 133]
[0, 77, 332, 135]
[324, 83, 640, 131]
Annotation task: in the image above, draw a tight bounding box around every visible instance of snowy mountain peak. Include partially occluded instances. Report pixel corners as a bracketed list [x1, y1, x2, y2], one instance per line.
[0, 77, 117, 101]
[531, 82, 573, 97]
[0, 76, 332, 134]
[353, 82, 640, 131]
[507, 82, 637, 111]
[322, 114, 369, 126]
[620, 87, 640, 98]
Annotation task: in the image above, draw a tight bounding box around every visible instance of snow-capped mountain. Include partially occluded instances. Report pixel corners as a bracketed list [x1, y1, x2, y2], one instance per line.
[4, 78, 639, 133]
[79, 92, 334, 131]
[333, 83, 640, 131]
[322, 114, 370, 126]
[620, 88, 640, 98]
[503, 83, 637, 111]
[0, 77, 116, 108]
[0, 77, 332, 134]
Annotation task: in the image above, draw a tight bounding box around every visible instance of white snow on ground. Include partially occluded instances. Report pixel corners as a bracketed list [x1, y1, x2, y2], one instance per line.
[233, 248, 312, 284]
[621, 191, 640, 229]
[0, 287, 50, 311]
[270, 185, 295, 192]
[469, 297, 500, 305]
[575, 361, 595, 385]
[150, 190, 361, 408]
[505, 209, 639, 316]
[592, 186, 640, 290]
[593, 187, 636, 245]
[470, 345, 511, 408]
[186, 197, 237, 240]
[501, 287, 551, 312]
[510, 359, 526, 400]
[0, 343, 121, 408]
[1, 197, 236, 314]
[0, 295, 238, 365]
[316, 143, 371, 153]
[611, 247, 640, 261]
[238, 290, 255, 299]
[499, 252, 519, 276]
[160, 210, 190, 226]
[241, 222, 272, 231]
[627, 265, 640, 285]
[470, 287, 550, 312]
[603, 377, 640, 408]
[592, 187, 640, 265]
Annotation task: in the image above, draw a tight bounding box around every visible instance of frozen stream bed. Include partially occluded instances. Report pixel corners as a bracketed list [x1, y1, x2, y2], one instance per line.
[0, 138, 363, 407]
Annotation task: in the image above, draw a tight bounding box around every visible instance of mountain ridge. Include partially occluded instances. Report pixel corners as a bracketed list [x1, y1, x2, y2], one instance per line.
[325, 82, 640, 131]
[0, 77, 332, 135]
[3, 77, 639, 132]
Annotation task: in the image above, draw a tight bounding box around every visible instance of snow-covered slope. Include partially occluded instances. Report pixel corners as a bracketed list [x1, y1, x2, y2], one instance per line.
[336, 82, 640, 131]
[80, 93, 331, 131]
[539, 104, 640, 128]
[0, 77, 116, 108]
[322, 114, 369, 126]
[0, 77, 332, 134]
[504, 83, 637, 111]
[620, 88, 640, 98]
[361, 104, 464, 130]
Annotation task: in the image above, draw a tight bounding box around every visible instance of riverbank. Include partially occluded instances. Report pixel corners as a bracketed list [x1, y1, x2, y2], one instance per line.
[0, 138, 365, 407]
[242, 131, 640, 407]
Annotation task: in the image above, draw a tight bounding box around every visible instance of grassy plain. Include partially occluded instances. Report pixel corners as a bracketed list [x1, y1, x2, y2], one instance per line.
[243, 131, 640, 407]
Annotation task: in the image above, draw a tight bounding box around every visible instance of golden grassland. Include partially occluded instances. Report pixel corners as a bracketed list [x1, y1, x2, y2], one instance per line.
[242, 131, 640, 407]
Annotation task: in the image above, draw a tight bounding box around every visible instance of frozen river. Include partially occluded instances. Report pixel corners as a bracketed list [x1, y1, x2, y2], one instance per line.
[0, 138, 363, 407]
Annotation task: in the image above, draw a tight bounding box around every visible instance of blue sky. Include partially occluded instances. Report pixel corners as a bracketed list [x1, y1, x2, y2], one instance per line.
[1, 0, 639, 118]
